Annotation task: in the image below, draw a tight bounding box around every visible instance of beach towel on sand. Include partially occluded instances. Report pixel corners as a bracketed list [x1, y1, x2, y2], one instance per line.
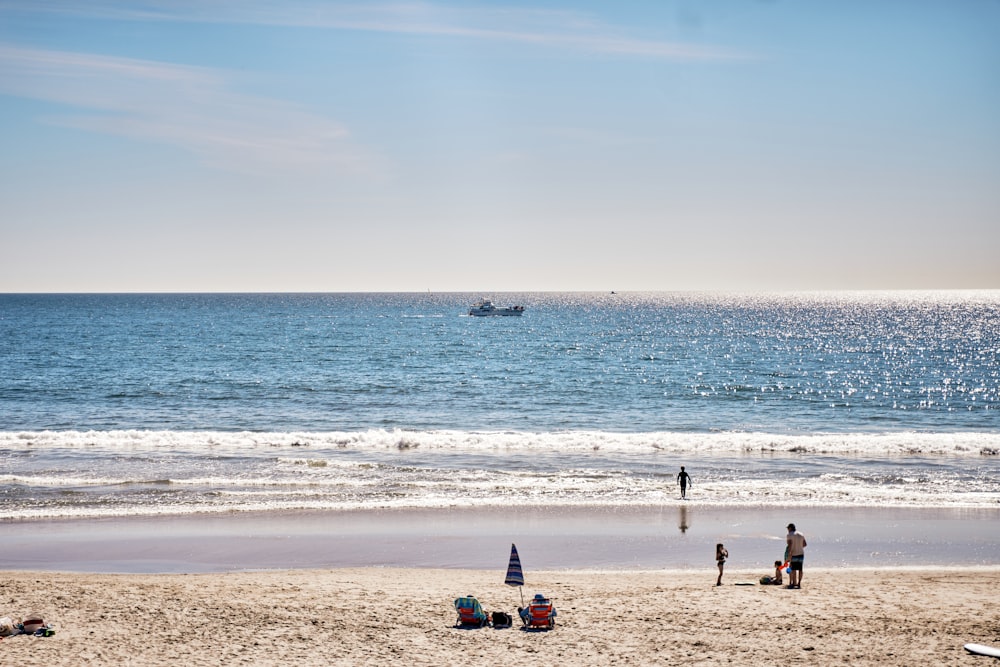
[454, 596, 489, 627]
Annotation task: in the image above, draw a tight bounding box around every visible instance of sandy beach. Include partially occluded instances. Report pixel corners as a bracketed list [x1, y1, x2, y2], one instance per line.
[2, 566, 999, 666]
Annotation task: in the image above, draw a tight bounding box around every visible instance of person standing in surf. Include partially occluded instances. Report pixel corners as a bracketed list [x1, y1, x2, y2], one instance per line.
[677, 466, 692, 499]
[786, 523, 807, 589]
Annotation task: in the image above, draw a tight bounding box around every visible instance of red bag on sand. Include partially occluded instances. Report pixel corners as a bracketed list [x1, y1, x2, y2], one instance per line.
[22, 614, 45, 634]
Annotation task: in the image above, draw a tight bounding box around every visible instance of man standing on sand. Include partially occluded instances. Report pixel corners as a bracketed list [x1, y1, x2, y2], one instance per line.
[786, 523, 807, 589]
[677, 466, 691, 499]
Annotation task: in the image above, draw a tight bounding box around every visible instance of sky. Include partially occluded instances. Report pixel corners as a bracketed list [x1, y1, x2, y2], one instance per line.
[1, 1, 998, 293]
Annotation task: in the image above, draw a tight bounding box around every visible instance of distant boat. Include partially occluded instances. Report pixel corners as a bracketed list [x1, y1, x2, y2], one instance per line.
[468, 299, 525, 317]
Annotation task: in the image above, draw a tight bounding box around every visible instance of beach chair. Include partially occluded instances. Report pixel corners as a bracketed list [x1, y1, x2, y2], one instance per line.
[454, 595, 489, 628]
[524, 594, 556, 630]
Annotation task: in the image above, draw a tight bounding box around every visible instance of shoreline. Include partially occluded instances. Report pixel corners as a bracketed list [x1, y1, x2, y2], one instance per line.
[3, 505, 998, 574]
[2, 567, 998, 666]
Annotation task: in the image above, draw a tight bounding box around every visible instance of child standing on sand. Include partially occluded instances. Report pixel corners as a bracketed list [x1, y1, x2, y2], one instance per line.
[716, 543, 728, 586]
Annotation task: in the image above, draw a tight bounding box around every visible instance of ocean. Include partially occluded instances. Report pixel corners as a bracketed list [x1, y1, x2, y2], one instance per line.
[2, 291, 999, 521]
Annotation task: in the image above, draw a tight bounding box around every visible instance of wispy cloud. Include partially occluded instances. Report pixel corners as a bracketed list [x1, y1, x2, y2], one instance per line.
[9, 1, 750, 61]
[0, 3, 749, 174]
[0, 43, 373, 175]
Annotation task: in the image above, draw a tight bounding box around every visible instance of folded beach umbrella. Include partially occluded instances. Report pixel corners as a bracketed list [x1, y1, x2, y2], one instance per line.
[505, 543, 525, 606]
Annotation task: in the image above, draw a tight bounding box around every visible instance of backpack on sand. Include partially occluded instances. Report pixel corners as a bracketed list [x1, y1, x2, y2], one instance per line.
[491, 611, 512, 628]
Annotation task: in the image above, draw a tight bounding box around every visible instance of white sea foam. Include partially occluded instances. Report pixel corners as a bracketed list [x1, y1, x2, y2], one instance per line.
[3, 429, 998, 456]
[2, 429, 998, 520]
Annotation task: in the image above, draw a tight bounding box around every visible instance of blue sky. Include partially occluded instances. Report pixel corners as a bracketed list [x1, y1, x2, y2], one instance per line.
[1, 1, 998, 292]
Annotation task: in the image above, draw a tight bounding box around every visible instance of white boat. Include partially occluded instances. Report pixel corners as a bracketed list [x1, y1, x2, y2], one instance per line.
[468, 299, 525, 317]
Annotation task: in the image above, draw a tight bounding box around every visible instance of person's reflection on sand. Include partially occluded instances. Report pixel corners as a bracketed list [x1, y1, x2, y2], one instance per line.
[678, 505, 690, 534]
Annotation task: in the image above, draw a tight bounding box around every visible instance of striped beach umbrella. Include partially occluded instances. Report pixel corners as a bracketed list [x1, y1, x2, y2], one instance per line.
[504, 543, 525, 605]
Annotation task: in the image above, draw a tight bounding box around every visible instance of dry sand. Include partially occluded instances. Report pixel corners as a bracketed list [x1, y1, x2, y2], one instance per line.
[2, 567, 999, 666]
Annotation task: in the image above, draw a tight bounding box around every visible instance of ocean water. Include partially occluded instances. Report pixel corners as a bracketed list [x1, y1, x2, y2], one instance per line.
[2, 291, 999, 520]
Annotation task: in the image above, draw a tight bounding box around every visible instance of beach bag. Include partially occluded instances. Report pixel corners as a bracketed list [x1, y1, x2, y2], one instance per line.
[0, 617, 17, 636]
[491, 611, 512, 628]
[22, 614, 45, 634]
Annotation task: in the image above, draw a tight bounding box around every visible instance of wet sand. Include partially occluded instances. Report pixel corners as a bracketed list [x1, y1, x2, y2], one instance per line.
[2, 506, 998, 572]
